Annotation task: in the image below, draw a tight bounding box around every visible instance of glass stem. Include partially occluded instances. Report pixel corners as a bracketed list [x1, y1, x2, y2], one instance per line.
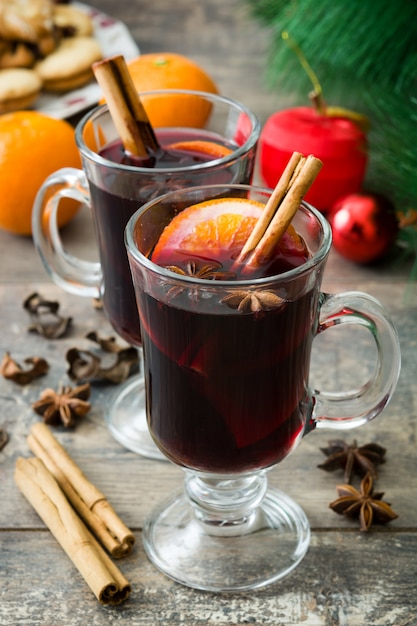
[184, 472, 268, 535]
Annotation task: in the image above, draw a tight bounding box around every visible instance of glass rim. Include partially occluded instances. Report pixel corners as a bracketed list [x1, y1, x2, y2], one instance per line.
[75, 89, 261, 174]
[125, 183, 333, 288]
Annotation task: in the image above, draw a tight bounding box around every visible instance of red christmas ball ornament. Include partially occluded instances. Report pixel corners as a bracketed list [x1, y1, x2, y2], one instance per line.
[329, 192, 399, 264]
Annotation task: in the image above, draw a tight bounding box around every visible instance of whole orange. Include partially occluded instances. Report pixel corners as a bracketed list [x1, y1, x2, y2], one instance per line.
[0, 111, 81, 236]
[100, 52, 219, 128]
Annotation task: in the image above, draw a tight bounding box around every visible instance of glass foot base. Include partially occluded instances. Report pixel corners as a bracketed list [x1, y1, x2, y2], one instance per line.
[105, 375, 166, 460]
[143, 486, 310, 592]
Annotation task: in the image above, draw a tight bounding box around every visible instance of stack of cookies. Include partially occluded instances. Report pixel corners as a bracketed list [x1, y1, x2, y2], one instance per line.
[0, 0, 103, 112]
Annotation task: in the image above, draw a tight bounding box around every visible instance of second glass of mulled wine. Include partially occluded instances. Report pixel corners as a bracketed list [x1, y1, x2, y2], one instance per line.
[31, 90, 260, 459]
[125, 183, 401, 592]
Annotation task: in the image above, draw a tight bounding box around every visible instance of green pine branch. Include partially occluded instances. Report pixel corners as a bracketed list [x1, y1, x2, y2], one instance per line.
[246, 0, 417, 93]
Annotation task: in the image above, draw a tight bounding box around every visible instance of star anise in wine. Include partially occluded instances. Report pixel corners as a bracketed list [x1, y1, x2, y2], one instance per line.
[329, 473, 398, 532]
[32, 383, 91, 428]
[166, 260, 236, 281]
[221, 290, 285, 313]
[318, 439, 386, 483]
[165, 260, 236, 298]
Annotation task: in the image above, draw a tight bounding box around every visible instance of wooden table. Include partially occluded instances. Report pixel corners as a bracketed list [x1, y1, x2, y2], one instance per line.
[1, 1, 416, 624]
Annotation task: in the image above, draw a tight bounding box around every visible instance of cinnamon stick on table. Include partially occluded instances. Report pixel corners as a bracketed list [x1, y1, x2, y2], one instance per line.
[238, 152, 323, 269]
[93, 54, 159, 158]
[15, 457, 131, 606]
[27, 422, 134, 559]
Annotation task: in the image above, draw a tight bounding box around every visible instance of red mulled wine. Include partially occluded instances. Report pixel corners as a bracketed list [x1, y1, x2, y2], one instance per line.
[134, 241, 316, 474]
[89, 129, 244, 345]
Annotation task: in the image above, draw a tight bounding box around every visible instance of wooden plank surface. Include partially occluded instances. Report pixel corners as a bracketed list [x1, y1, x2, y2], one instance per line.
[2, 531, 416, 626]
[1, 0, 416, 624]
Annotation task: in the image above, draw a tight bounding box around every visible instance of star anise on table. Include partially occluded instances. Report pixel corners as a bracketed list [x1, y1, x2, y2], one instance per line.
[32, 383, 91, 428]
[329, 473, 398, 532]
[318, 439, 386, 483]
[221, 290, 285, 313]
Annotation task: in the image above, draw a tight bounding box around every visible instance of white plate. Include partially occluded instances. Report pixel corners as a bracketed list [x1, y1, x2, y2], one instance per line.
[35, 2, 140, 119]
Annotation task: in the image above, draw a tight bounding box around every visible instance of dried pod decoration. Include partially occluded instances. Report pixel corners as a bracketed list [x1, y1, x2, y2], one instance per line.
[86, 331, 126, 353]
[0, 428, 9, 451]
[329, 473, 398, 532]
[23, 292, 72, 339]
[66, 332, 139, 384]
[0, 352, 49, 385]
[318, 439, 386, 483]
[32, 383, 91, 428]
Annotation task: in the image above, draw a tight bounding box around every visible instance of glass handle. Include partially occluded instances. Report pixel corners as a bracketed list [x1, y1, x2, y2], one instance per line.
[310, 291, 401, 430]
[32, 167, 101, 298]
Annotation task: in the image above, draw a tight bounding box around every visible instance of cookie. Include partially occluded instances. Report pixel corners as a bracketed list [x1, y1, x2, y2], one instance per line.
[0, 41, 36, 69]
[0, 0, 54, 43]
[53, 5, 94, 37]
[35, 36, 102, 92]
[0, 67, 42, 112]
[37, 33, 57, 57]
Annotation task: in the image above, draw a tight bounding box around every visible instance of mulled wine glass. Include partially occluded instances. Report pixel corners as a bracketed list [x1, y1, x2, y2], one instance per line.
[31, 91, 260, 459]
[125, 183, 400, 591]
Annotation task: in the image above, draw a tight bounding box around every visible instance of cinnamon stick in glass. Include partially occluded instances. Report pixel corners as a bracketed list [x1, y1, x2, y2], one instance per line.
[92, 54, 159, 158]
[239, 152, 323, 270]
[15, 457, 131, 606]
[27, 422, 134, 558]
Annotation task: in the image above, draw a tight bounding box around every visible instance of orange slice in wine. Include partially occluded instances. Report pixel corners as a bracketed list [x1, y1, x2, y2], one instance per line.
[152, 197, 306, 267]
[166, 139, 233, 159]
[152, 198, 263, 266]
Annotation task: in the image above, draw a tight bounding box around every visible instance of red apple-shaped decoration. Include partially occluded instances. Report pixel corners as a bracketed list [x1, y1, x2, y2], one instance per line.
[234, 112, 253, 147]
[329, 192, 399, 264]
[259, 107, 368, 213]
